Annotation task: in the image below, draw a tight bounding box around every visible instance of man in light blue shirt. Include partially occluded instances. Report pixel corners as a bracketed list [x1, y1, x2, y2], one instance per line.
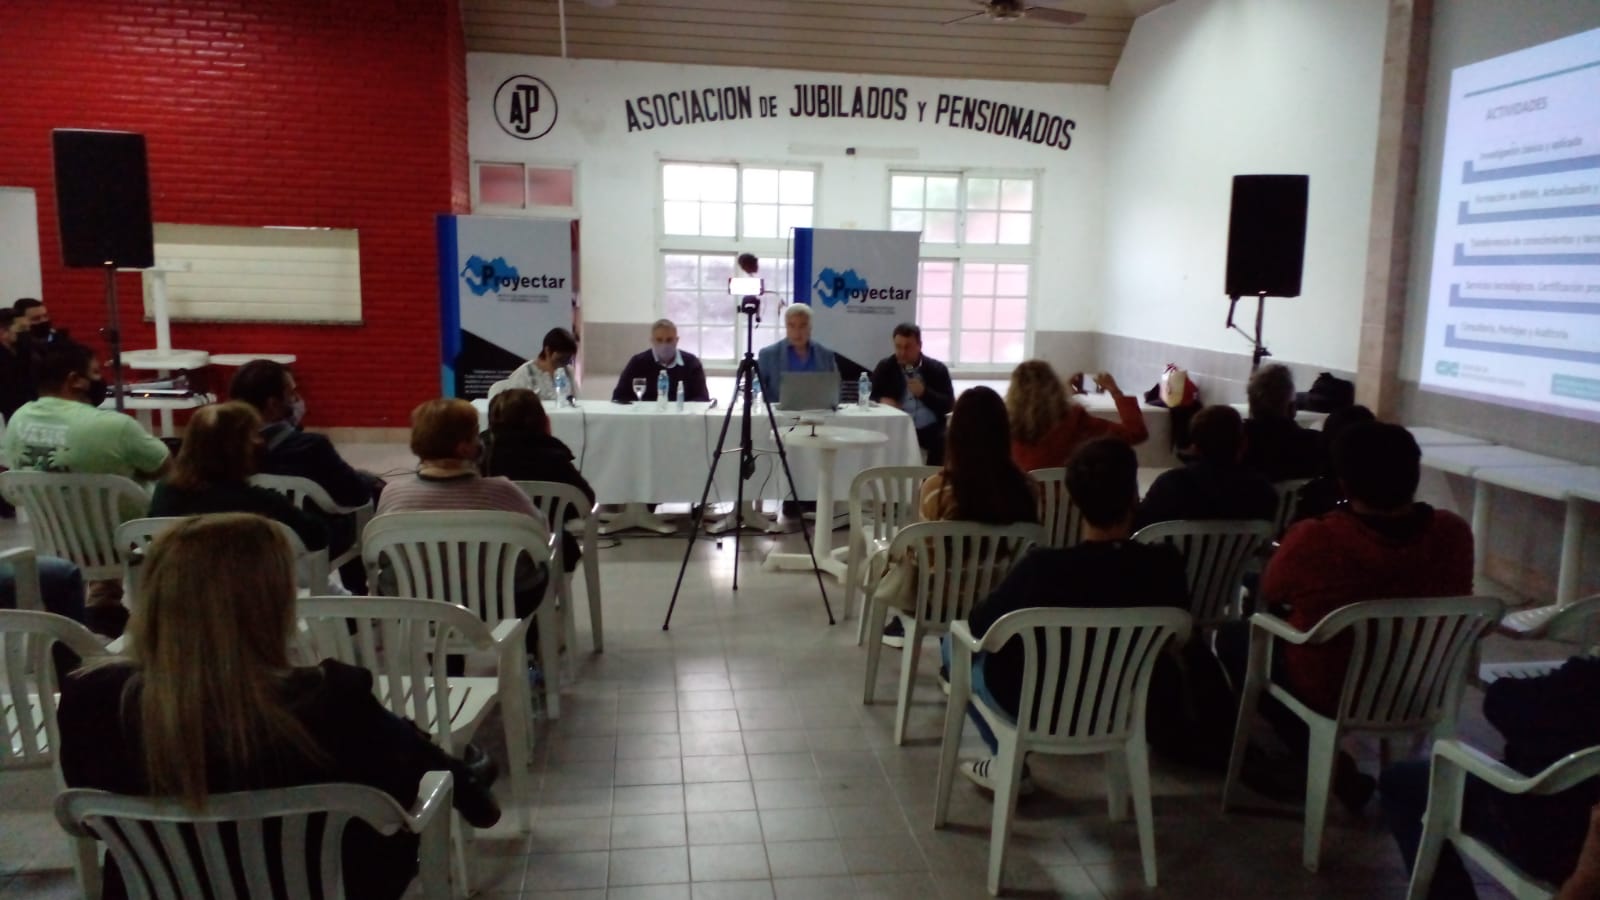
[756, 304, 837, 402]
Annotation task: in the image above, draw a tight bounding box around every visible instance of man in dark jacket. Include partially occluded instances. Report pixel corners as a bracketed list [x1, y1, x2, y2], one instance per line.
[1381, 656, 1600, 898]
[0, 309, 35, 421]
[1135, 404, 1278, 530]
[1241, 363, 1322, 481]
[869, 322, 954, 465]
[948, 438, 1190, 793]
[230, 359, 380, 591]
[611, 319, 710, 404]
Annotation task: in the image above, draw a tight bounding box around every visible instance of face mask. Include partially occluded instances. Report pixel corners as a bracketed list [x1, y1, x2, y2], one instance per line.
[653, 342, 676, 364]
[30, 322, 52, 339]
[85, 378, 109, 407]
[289, 396, 307, 427]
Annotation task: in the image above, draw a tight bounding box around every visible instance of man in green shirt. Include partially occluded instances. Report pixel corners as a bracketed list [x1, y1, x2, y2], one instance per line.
[1, 342, 170, 631]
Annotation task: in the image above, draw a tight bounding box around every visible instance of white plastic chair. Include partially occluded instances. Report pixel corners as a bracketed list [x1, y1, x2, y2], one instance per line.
[514, 480, 604, 654]
[297, 595, 533, 893]
[843, 465, 938, 645]
[1131, 519, 1275, 628]
[115, 516, 329, 610]
[1271, 477, 1315, 537]
[1221, 595, 1504, 872]
[56, 771, 455, 900]
[1407, 741, 1600, 900]
[1029, 467, 1084, 550]
[1482, 594, 1600, 684]
[362, 511, 561, 719]
[934, 607, 1193, 894]
[0, 471, 149, 581]
[2, 609, 113, 899]
[250, 473, 375, 577]
[862, 521, 1046, 745]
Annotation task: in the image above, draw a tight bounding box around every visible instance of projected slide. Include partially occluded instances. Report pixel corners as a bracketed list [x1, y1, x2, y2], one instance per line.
[1420, 26, 1600, 421]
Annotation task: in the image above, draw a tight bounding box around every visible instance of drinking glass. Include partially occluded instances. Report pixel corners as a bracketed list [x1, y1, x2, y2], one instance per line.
[632, 377, 647, 404]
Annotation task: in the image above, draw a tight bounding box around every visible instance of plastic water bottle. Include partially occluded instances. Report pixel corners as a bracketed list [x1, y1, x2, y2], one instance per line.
[675, 378, 685, 412]
[858, 373, 871, 409]
[657, 370, 670, 409]
[554, 368, 570, 407]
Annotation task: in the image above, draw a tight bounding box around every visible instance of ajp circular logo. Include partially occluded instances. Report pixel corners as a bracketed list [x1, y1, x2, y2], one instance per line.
[494, 75, 558, 141]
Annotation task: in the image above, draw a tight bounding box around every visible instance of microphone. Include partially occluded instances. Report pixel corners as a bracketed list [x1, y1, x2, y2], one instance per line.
[736, 253, 759, 275]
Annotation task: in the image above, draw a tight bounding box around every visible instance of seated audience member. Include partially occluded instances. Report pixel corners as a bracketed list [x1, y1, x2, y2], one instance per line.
[481, 388, 594, 574]
[0, 309, 34, 421]
[869, 323, 954, 466]
[756, 304, 838, 402]
[12, 297, 61, 345]
[0, 554, 84, 622]
[1134, 405, 1277, 530]
[378, 399, 551, 633]
[1291, 404, 1376, 521]
[149, 402, 328, 555]
[1241, 363, 1322, 481]
[1, 342, 170, 482]
[57, 513, 499, 900]
[948, 438, 1189, 792]
[1, 342, 171, 633]
[1007, 360, 1147, 473]
[1225, 422, 1474, 811]
[504, 327, 579, 402]
[881, 386, 1037, 649]
[230, 359, 380, 592]
[1381, 654, 1600, 899]
[612, 319, 710, 403]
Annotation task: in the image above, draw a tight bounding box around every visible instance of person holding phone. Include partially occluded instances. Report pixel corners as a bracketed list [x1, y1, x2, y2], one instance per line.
[868, 323, 954, 465]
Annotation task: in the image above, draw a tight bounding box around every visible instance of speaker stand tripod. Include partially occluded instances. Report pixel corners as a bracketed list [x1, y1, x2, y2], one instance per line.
[1225, 291, 1272, 373]
[662, 304, 834, 631]
[101, 262, 128, 412]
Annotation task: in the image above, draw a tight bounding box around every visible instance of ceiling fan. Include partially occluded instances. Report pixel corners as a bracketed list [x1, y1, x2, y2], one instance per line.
[944, 0, 1088, 26]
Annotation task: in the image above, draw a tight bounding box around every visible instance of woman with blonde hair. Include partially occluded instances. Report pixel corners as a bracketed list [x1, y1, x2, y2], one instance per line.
[149, 401, 328, 553]
[56, 513, 499, 899]
[1006, 359, 1147, 472]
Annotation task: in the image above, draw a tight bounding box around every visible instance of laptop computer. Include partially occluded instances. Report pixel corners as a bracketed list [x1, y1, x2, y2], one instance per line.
[776, 370, 841, 411]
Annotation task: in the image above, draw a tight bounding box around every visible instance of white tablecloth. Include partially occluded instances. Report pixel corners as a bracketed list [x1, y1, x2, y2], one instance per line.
[472, 399, 921, 504]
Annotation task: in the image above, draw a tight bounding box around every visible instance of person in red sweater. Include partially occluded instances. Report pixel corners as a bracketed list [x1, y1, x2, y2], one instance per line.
[1006, 360, 1147, 473]
[1224, 421, 1474, 810]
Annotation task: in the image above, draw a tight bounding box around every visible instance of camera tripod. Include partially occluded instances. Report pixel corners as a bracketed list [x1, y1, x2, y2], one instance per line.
[662, 300, 835, 630]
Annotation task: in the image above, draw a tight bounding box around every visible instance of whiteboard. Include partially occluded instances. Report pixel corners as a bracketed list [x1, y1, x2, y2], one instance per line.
[0, 188, 43, 305]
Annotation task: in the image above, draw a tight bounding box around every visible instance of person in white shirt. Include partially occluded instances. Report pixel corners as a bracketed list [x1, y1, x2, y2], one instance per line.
[503, 327, 578, 402]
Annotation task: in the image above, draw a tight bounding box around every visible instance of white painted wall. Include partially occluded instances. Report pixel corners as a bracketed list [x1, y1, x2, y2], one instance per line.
[467, 55, 1108, 337]
[1098, 0, 1388, 371]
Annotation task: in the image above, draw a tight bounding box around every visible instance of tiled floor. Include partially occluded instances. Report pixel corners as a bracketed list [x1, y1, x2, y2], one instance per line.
[0, 442, 1530, 898]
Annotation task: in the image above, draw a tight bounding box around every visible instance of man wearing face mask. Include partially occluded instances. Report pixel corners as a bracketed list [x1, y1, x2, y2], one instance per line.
[611, 319, 710, 403]
[504, 327, 579, 402]
[1, 342, 170, 635]
[0, 310, 36, 422]
[12, 298, 66, 353]
[1, 342, 169, 482]
[230, 359, 382, 593]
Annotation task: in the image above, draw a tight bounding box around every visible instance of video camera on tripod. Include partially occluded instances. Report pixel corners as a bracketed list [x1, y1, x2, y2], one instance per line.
[729, 252, 764, 317]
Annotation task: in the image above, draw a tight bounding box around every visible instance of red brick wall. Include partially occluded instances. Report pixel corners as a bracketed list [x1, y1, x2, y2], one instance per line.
[0, 0, 468, 427]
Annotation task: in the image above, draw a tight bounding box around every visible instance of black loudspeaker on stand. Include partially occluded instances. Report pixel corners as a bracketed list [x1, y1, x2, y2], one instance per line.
[52, 129, 157, 412]
[1223, 174, 1309, 372]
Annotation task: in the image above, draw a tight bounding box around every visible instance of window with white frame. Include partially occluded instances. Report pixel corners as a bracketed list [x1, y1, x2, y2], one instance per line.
[473, 161, 576, 213]
[659, 162, 814, 362]
[891, 172, 1036, 366]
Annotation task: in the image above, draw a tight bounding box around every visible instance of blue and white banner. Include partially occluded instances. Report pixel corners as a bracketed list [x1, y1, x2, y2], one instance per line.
[792, 228, 920, 375]
[438, 215, 575, 399]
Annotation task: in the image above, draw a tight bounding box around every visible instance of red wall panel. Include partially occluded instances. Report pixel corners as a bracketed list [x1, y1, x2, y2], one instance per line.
[0, 0, 468, 427]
